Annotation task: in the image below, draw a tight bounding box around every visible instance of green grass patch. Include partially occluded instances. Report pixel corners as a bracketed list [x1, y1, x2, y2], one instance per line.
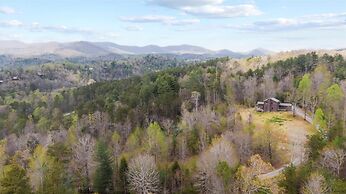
[268, 116, 287, 125]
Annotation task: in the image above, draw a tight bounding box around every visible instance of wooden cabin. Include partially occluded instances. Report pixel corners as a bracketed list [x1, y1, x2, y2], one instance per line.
[256, 98, 292, 112]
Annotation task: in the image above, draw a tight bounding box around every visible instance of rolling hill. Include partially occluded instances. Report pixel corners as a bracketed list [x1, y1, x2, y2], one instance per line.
[0, 40, 272, 58]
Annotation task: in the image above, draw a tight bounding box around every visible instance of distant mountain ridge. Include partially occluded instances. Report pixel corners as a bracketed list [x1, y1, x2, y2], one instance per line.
[0, 40, 272, 58]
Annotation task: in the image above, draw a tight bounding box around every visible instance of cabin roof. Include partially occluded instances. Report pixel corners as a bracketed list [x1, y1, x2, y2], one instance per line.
[279, 103, 292, 107]
[264, 97, 280, 103]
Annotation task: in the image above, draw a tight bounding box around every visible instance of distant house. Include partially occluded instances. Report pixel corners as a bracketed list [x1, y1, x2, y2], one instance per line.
[12, 76, 19, 81]
[37, 72, 44, 77]
[0, 80, 3, 84]
[256, 98, 292, 112]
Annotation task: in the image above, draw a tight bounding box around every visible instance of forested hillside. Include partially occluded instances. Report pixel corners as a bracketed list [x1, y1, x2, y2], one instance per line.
[0, 54, 192, 94]
[0, 53, 346, 194]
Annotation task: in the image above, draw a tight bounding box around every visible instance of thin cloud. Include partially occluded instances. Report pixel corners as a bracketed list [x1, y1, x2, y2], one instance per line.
[148, 0, 223, 8]
[0, 20, 23, 27]
[120, 15, 175, 23]
[125, 25, 144, 31]
[30, 22, 94, 34]
[228, 12, 346, 31]
[166, 19, 200, 25]
[0, 6, 15, 14]
[182, 4, 262, 18]
[120, 15, 200, 26]
[0, 21, 120, 41]
[147, 0, 262, 18]
[302, 12, 346, 20]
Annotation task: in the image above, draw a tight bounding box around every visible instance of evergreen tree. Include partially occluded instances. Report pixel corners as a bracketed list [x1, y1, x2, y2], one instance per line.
[307, 134, 326, 161]
[313, 108, 327, 136]
[118, 157, 129, 194]
[94, 141, 114, 194]
[170, 161, 182, 193]
[0, 162, 32, 194]
[279, 164, 299, 194]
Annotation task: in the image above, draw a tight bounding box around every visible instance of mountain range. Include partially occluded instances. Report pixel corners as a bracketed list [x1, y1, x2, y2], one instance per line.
[0, 40, 272, 58]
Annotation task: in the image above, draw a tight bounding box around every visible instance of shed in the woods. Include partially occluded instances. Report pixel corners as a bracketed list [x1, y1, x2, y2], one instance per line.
[256, 98, 292, 112]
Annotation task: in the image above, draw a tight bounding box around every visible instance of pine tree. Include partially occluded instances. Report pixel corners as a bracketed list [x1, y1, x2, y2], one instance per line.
[94, 141, 114, 194]
[0, 162, 32, 194]
[279, 164, 299, 194]
[118, 157, 129, 194]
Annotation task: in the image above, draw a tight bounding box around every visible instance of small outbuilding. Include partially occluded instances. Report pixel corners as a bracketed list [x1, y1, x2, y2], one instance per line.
[37, 72, 44, 77]
[256, 98, 292, 112]
[12, 76, 19, 81]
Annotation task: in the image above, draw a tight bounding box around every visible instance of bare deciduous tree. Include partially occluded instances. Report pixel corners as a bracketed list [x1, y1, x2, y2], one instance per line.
[79, 111, 110, 137]
[321, 147, 346, 176]
[127, 154, 160, 194]
[160, 118, 174, 135]
[180, 106, 220, 153]
[237, 154, 274, 194]
[243, 77, 257, 107]
[194, 171, 213, 194]
[227, 106, 237, 130]
[180, 108, 196, 131]
[340, 80, 346, 126]
[302, 172, 329, 194]
[191, 91, 201, 112]
[225, 131, 253, 163]
[263, 68, 276, 99]
[70, 134, 95, 191]
[195, 137, 239, 193]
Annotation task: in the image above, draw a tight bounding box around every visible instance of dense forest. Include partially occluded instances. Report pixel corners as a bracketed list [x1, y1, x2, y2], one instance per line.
[0, 54, 192, 94]
[0, 53, 345, 194]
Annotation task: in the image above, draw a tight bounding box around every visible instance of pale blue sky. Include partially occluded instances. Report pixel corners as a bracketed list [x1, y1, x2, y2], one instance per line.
[0, 0, 345, 51]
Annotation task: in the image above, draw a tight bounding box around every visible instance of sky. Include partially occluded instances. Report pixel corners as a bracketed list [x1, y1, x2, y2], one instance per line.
[0, 0, 345, 51]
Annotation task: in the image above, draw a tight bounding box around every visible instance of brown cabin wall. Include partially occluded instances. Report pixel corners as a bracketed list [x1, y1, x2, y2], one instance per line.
[279, 105, 292, 111]
[256, 98, 292, 112]
[264, 100, 280, 112]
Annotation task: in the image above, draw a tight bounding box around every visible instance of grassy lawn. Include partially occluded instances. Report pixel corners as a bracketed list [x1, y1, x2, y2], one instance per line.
[267, 116, 288, 126]
[238, 107, 313, 165]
